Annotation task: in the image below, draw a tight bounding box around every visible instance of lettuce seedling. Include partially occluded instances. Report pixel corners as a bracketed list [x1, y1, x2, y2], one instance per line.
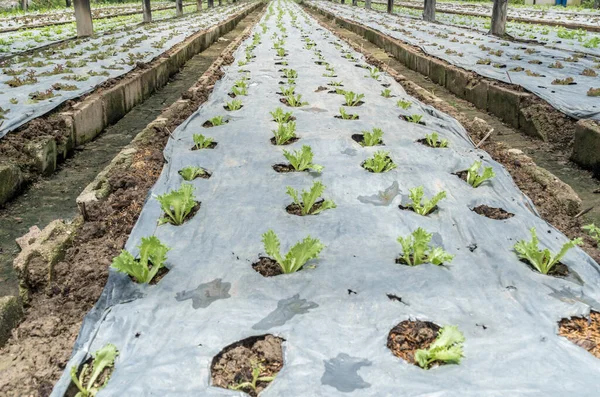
[283, 69, 298, 79]
[284, 93, 307, 107]
[192, 134, 214, 150]
[283, 145, 323, 173]
[583, 223, 600, 245]
[424, 132, 448, 148]
[466, 161, 495, 188]
[414, 326, 465, 369]
[276, 48, 286, 57]
[397, 99, 412, 109]
[262, 230, 324, 273]
[344, 91, 364, 106]
[397, 228, 454, 266]
[406, 114, 424, 124]
[231, 85, 248, 96]
[230, 361, 275, 393]
[361, 128, 383, 147]
[156, 184, 197, 225]
[111, 236, 170, 283]
[367, 66, 380, 80]
[338, 107, 357, 120]
[179, 166, 206, 181]
[286, 181, 336, 215]
[270, 107, 293, 123]
[514, 227, 583, 275]
[208, 116, 224, 126]
[363, 151, 396, 173]
[70, 343, 119, 397]
[381, 88, 392, 98]
[329, 80, 343, 86]
[273, 121, 297, 145]
[225, 99, 242, 111]
[404, 186, 446, 215]
[279, 85, 295, 96]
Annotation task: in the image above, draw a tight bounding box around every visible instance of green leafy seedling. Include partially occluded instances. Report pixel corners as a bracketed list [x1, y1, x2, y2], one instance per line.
[406, 114, 423, 124]
[279, 85, 295, 96]
[583, 224, 600, 245]
[329, 80, 343, 87]
[230, 361, 275, 393]
[415, 326, 465, 369]
[179, 166, 206, 181]
[285, 93, 307, 107]
[283, 69, 298, 79]
[397, 227, 454, 266]
[338, 107, 357, 120]
[344, 91, 364, 106]
[367, 66, 380, 80]
[70, 344, 119, 397]
[231, 85, 248, 96]
[466, 161, 495, 188]
[270, 107, 293, 123]
[424, 132, 448, 148]
[361, 128, 383, 147]
[514, 227, 582, 275]
[156, 184, 197, 225]
[381, 88, 392, 98]
[208, 116, 224, 126]
[286, 181, 336, 215]
[403, 186, 446, 216]
[397, 99, 411, 109]
[283, 145, 323, 173]
[262, 229, 324, 273]
[225, 99, 242, 111]
[111, 236, 170, 284]
[276, 48, 286, 57]
[192, 134, 214, 150]
[273, 121, 297, 145]
[363, 150, 396, 173]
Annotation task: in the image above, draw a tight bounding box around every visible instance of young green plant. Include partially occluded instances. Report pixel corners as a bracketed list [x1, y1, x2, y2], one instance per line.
[286, 181, 336, 215]
[465, 161, 495, 188]
[208, 116, 225, 126]
[583, 224, 600, 245]
[225, 99, 242, 111]
[230, 361, 275, 393]
[70, 344, 119, 397]
[273, 121, 297, 145]
[179, 166, 206, 181]
[284, 93, 307, 107]
[415, 326, 465, 369]
[111, 236, 170, 284]
[283, 145, 323, 173]
[270, 107, 293, 123]
[397, 228, 454, 266]
[403, 186, 446, 215]
[344, 91, 364, 106]
[424, 132, 448, 148]
[361, 128, 383, 147]
[192, 134, 214, 150]
[363, 150, 396, 173]
[261, 230, 324, 273]
[338, 107, 357, 120]
[514, 227, 582, 275]
[156, 184, 197, 225]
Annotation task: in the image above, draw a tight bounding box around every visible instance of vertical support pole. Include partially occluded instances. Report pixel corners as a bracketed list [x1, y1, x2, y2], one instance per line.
[423, 0, 435, 21]
[365, 0, 371, 9]
[143, 0, 152, 23]
[352, 0, 357, 5]
[208, 0, 214, 8]
[387, 0, 393, 13]
[66, 0, 72, 7]
[74, 0, 94, 38]
[196, 0, 202, 12]
[21, 0, 28, 11]
[490, 0, 508, 37]
[218, 0, 222, 6]
[176, 0, 183, 16]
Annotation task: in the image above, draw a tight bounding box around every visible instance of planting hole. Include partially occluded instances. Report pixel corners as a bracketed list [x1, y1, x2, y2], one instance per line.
[559, 311, 600, 359]
[211, 334, 284, 397]
[191, 142, 217, 150]
[252, 257, 285, 277]
[270, 136, 299, 146]
[272, 164, 308, 173]
[472, 205, 514, 220]
[387, 320, 442, 368]
[352, 134, 384, 146]
[202, 119, 229, 128]
[286, 199, 326, 216]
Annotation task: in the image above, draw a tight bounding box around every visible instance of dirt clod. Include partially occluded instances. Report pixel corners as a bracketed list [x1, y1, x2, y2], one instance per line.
[387, 320, 440, 367]
[252, 257, 283, 277]
[472, 205, 514, 220]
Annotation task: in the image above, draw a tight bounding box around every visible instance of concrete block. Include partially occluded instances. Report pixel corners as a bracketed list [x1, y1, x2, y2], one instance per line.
[0, 296, 22, 347]
[102, 85, 126, 126]
[428, 58, 446, 86]
[571, 120, 600, 176]
[71, 98, 104, 146]
[0, 163, 22, 206]
[123, 77, 144, 112]
[465, 79, 489, 111]
[487, 84, 529, 129]
[24, 136, 57, 176]
[445, 66, 469, 99]
[414, 53, 430, 77]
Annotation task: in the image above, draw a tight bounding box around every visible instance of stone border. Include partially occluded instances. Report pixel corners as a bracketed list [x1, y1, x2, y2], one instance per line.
[305, 3, 600, 174]
[0, 1, 261, 207]
[0, 4, 264, 347]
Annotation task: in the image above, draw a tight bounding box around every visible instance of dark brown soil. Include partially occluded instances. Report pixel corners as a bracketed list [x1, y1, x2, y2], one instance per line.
[252, 257, 283, 277]
[472, 205, 514, 220]
[191, 142, 218, 150]
[387, 320, 441, 368]
[454, 170, 469, 183]
[224, 104, 244, 111]
[159, 202, 201, 226]
[398, 204, 438, 215]
[334, 114, 359, 120]
[211, 334, 284, 397]
[520, 259, 569, 277]
[202, 120, 229, 128]
[270, 136, 300, 146]
[400, 115, 426, 125]
[352, 134, 384, 146]
[559, 311, 600, 359]
[286, 200, 324, 216]
[315, 86, 328, 92]
[272, 164, 306, 173]
[343, 101, 364, 107]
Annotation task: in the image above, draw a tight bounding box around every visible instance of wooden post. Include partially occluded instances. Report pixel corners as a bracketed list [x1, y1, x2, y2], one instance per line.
[66, 0, 72, 7]
[21, 0, 27, 11]
[341, 0, 345, 4]
[196, 0, 202, 11]
[365, 0, 371, 8]
[143, 0, 152, 23]
[423, 0, 435, 21]
[352, 0, 357, 5]
[208, 0, 214, 8]
[176, 0, 183, 16]
[218, 0, 222, 5]
[73, 0, 93, 38]
[387, 0, 393, 13]
[490, 0, 508, 37]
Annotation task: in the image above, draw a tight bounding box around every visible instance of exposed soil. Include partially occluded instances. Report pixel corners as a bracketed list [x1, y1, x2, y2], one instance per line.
[559, 311, 600, 359]
[270, 136, 300, 146]
[272, 163, 307, 173]
[472, 204, 514, 220]
[416, 138, 447, 148]
[343, 101, 364, 107]
[211, 334, 284, 397]
[398, 204, 438, 215]
[351, 133, 384, 146]
[0, 8, 263, 395]
[520, 259, 569, 278]
[224, 104, 244, 111]
[387, 320, 441, 368]
[286, 199, 325, 216]
[334, 114, 359, 120]
[252, 257, 283, 277]
[400, 115, 426, 125]
[395, 254, 448, 266]
[191, 141, 218, 150]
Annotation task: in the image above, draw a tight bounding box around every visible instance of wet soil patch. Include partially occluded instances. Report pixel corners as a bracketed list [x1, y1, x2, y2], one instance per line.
[400, 115, 426, 125]
[211, 334, 284, 397]
[252, 257, 284, 277]
[270, 136, 300, 146]
[202, 119, 229, 128]
[387, 320, 441, 368]
[521, 259, 569, 277]
[559, 311, 600, 358]
[191, 142, 218, 150]
[286, 199, 324, 216]
[352, 134, 384, 146]
[272, 163, 307, 173]
[160, 202, 201, 226]
[472, 205, 514, 220]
